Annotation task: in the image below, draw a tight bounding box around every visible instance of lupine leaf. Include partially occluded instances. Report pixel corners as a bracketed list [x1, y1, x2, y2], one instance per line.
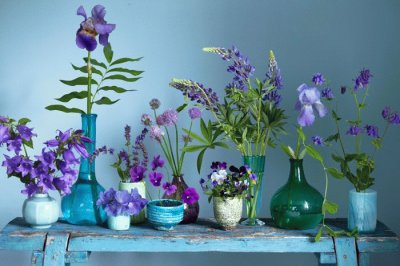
[45, 105, 85, 114]
[71, 64, 103, 76]
[183, 128, 207, 144]
[213, 141, 230, 149]
[99, 86, 136, 93]
[183, 145, 206, 152]
[104, 75, 141, 82]
[108, 67, 143, 76]
[197, 148, 206, 173]
[83, 57, 107, 69]
[103, 44, 113, 63]
[55, 91, 88, 102]
[110, 57, 143, 66]
[60, 77, 98, 86]
[176, 103, 188, 113]
[94, 97, 119, 105]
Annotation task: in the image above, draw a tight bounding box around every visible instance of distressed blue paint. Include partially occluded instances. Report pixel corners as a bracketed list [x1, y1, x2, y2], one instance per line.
[334, 237, 357, 266]
[65, 251, 90, 263]
[147, 199, 184, 231]
[43, 233, 69, 266]
[358, 253, 370, 266]
[31, 251, 43, 266]
[318, 252, 336, 264]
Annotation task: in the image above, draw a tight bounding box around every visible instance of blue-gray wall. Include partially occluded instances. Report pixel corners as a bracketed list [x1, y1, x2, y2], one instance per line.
[0, 0, 399, 265]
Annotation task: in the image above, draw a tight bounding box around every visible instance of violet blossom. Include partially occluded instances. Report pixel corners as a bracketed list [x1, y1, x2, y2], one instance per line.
[129, 165, 146, 182]
[347, 125, 363, 136]
[162, 182, 177, 196]
[151, 155, 165, 170]
[149, 171, 163, 187]
[365, 125, 379, 138]
[354, 69, 372, 91]
[181, 187, 199, 205]
[321, 88, 334, 100]
[188, 107, 202, 120]
[312, 135, 324, 146]
[312, 73, 325, 86]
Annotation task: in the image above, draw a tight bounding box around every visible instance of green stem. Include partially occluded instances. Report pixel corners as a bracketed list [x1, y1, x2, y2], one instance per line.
[174, 124, 180, 174]
[87, 51, 92, 115]
[352, 93, 361, 153]
[164, 127, 178, 175]
[295, 127, 302, 158]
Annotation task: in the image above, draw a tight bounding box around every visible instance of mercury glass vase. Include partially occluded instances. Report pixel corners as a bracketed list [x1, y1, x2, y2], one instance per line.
[270, 159, 323, 230]
[61, 114, 107, 225]
[241, 155, 266, 226]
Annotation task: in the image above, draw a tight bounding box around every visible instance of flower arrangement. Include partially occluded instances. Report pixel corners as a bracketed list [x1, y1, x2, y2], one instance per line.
[45, 4, 143, 115]
[96, 188, 147, 217]
[200, 161, 255, 201]
[0, 116, 89, 197]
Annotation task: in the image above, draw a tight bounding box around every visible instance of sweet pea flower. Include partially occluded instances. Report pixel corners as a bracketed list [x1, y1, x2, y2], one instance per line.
[295, 84, 327, 127]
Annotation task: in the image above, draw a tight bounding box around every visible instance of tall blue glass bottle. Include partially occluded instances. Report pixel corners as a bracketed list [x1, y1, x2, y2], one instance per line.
[61, 114, 107, 225]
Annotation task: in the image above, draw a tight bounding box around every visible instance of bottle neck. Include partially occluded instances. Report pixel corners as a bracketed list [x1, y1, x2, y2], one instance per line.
[288, 159, 307, 184]
[78, 114, 97, 181]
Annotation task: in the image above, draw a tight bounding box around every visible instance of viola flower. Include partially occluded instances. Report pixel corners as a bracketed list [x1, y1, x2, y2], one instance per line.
[76, 5, 116, 51]
[151, 155, 165, 170]
[364, 125, 379, 138]
[16, 125, 36, 141]
[312, 135, 324, 146]
[0, 124, 10, 144]
[312, 73, 325, 86]
[129, 165, 146, 182]
[188, 107, 202, 120]
[149, 98, 161, 110]
[150, 126, 164, 142]
[162, 182, 177, 196]
[321, 88, 334, 100]
[182, 187, 199, 205]
[295, 84, 327, 127]
[347, 125, 363, 136]
[149, 171, 163, 187]
[210, 169, 228, 185]
[249, 173, 257, 182]
[354, 68, 372, 91]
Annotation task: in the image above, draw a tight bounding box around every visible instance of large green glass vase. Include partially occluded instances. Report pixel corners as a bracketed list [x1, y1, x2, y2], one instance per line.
[241, 155, 265, 226]
[61, 114, 107, 225]
[270, 159, 323, 229]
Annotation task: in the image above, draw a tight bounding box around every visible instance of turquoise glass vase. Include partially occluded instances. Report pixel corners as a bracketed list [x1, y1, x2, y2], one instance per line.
[61, 114, 107, 225]
[270, 159, 323, 230]
[241, 155, 266, 226]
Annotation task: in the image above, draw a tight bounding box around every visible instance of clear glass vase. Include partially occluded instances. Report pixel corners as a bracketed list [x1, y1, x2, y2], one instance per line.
[241, 155, 266, 226]
[61, 114, 107, 225]
[270, 159, 323, 229]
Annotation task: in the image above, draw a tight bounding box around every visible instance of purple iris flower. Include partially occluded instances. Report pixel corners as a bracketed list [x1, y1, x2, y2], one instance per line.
[76, 5, 116, 51]
[129, 165, 146, 182]
[181, 187, 199, 205]
[21, 183, 38, 198]
[2, 155, 22, 175]
[127, 188, 148, 216]
[347, 125, 363, 136]
[0, 125, 10, 144]
[312, 73, 325, 86]
[295, 84, 327, 127]
[6, 137, 22, 155]
[365, 125, 379, 138]
[162, 182, 177, 196]
[149, 171, 163, 187]
[16, 125, 36, 141]
[18, 158, 33, 177]
[188, 107, 202, 120]
[312, 136, 324, 146]
[151, 155, 165, 170]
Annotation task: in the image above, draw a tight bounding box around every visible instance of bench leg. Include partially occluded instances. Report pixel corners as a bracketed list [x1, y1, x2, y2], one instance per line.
[317, 252, 336, 265]
[358, 253, 370, 266]
[31, 251, 43, 266]
[334, 237, 357, 266]
[43, 233, 69, 266]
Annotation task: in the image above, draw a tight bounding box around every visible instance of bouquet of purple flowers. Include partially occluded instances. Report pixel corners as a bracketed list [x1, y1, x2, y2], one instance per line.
[0, 116, 89, 197]
[96, 188, 147, 217]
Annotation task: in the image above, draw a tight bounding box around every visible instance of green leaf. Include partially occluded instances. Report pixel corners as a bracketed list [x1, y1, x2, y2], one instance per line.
[323, 201, 338, 214]
[55, 91, 88, 103]
[305, 145, 324, 162]
[325, 225, 336, 237]
[183, 145, 206, 152]
[200, 119, 211, 142]
[331, 154, 344, 163]
[45, 105, 85, 114]
[213, 141, 230, 149]
[103, 44, 113, 63]
[94, 97, 120, 105]
[314, 227, 323, 242]
[176, 103, 188, 113]
[99, 86, 136, 93]
[60, 77, 98, 86]
[359, 103, 367, 109]
[23, 138, 34, 149]
[326, 167, 344, 179]
[71, 64, 103, 76]
[298, 148, 307, 160]
[183, 128, 207, 144]
[83, 57, 107, 69]
[18, 118, 31, 125]
[281, 144, 295, 159]
[371, 138, 382, 150]
[104, 75, 141, 82]
[332, 110, 341, 121]
[197, 149, 206, 173]
[297, 127, 305, 143]
[110, 57, 143, 66]
[325, 133, 339, 143]
[108, 67, 143, 76]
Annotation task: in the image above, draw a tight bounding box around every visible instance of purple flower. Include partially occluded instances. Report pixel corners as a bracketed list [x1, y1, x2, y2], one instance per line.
[340, 86, 347, 94]
[321, 88, 334, 100]
[0, 116, 8, 123]
[129, 165, 146, 182]
[162, 182, 177, 196]
[16, 125, 36, 141]
[312, 73, 325, 86]
[347, 125, 363, 136]
[249, 173, 257, 181]
[382, 106, 391, 120]
[149, 98, 161, 110]
[181, 187, 199, 205]
[149, 126, 164, 142]
[135, 128, 148, 145]
[36, 149, 56, 170]
[188, 107, 202, 120]
[127, 188, 148, 216]
[312, 136, 324, 146]
[44, 139, 59, 147]
[0, 125, 10, 144]
[141, 114, 153, 126]
[21, 183, 38, 198]
[63, 149, 80, 165]
[149, 171, 163, 187]
[157, 109, 178, 126]
[124, 125, 131, 144]
[263, 90, 282, 106]
[58, 129, 72, 143]
[71, 143, 89, 158]
[6, 137, 22, 154]
[18, 158, 33, 177]
[295, 84, 327, 127]
[37, 174, 55, 193]
[2, 155, 22, 175]
[265, 50, 283, 90]
[76, 5, 116, 51]
[389, 113, 400, 125]
[354, 69, 372, 91]
[365, 125, 379, 138]
[151, 155, 165, 170]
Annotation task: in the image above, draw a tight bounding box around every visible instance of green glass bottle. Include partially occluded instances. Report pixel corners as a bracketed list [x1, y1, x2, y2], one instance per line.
[270, 159, 323, 229]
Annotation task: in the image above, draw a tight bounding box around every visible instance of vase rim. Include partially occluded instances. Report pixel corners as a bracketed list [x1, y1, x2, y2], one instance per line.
[32, 193, 49, 198]
[120, 180, 145, 184]
[289, 158, 303, 162]
[148, 199, 183, 208]
[349, 188, 376, 194]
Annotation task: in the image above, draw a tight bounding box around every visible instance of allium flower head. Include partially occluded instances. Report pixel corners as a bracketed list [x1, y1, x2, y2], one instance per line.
[162, 182, 177, 196]
[181, 187, 199, 205]
[312, 136, 324, 146]
[312, 73, 325, 86]
[365, 125, 379, 138]
[354, 68, 372, 91]
[295, 84, 327, 127]
[158, 109, 178, 126]
[188, 107, 202, 120]
[76, 5, 116, 51]
[150, 126, 164, 142]
[347, 125, 362, 136]
[149, 98, 161, 110]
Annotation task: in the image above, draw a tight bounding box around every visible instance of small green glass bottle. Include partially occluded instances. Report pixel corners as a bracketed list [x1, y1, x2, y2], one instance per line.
[270, 159, 323, 230]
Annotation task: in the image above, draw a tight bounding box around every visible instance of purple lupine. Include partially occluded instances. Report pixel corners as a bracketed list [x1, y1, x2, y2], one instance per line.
[263, 90, 282, 106]
[382, 106, 391, 120]
[312, 73, 325, 86]
[265, 50, 283, 90]
[149, 98, 161, 110]
[347, 125, 363, 136]
[181, 187, 199, 205]
[188, 107, 202, 120]
[151, 155, 165, 170]
[295, 84, 327, 127]
[312, 135, 324, 146]
[162, 182, 177, 196]
[149, 171, 163, 187]
[129, 165, 146, 182]
[364, 125, 379, 138]
[354, 69, 372, 91]
[321, 88, 334, 100]
[76, 5, 116, 51]
[16, 125, 36, 141]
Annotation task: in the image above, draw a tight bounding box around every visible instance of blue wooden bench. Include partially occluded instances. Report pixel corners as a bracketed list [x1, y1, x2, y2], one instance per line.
[0, 218, 398, 266]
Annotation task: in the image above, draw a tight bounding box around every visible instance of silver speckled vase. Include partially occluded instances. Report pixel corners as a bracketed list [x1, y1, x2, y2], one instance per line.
[213, 197, 243, 230]
[348, 189, 377, 233]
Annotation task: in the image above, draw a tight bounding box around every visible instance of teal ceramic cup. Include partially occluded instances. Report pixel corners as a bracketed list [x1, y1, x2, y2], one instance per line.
[147, 199, 184, 231]
[348, 189, 377, 233]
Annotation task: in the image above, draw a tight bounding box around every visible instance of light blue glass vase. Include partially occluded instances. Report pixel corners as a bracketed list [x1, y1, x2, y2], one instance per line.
[348, 189, 377, 233]
[61, 114, 107, 225]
